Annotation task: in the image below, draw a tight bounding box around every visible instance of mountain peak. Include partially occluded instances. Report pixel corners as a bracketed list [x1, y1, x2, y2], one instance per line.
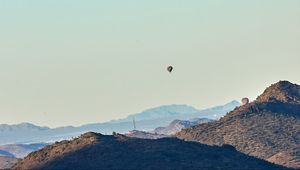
[120, 104, 200, 122]
[223, 100, 240, 108]
[177, 80, 300, 168]
[257, 81, 300, 104]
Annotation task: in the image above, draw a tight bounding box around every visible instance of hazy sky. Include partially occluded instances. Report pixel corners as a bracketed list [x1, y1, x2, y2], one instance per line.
[0, 0, 299, 127]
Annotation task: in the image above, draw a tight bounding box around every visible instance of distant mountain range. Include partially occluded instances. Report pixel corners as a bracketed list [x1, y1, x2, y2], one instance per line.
[107, 101, 240, 124]
[0, 143, 47, 169]
[12, 132, 288, 170]
[0, 156, 18, 169]
[117, 104, 200, 122]
[153, 118, 213, 135]
[126, 118, 213, 139]
[0, 101, 239, 145]
[177, 81, 300, 169]
[0, 143, 47, 158]
[125, 130, 169, 139]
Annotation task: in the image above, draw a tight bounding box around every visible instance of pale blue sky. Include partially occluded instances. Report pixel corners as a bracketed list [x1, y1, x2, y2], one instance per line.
[0, 0, 300, 127]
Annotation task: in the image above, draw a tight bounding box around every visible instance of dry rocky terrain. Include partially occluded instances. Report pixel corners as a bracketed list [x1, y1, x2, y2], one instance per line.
[177, 81, 300, 169]
[12, 132, 288, 170]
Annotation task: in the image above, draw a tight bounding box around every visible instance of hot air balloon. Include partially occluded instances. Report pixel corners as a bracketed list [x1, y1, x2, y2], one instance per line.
[241, 98, 249, 105]
[167, 66, 173, 73]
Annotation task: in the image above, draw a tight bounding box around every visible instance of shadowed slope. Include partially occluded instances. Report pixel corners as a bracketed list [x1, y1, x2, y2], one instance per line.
[12, 132, 288, 170]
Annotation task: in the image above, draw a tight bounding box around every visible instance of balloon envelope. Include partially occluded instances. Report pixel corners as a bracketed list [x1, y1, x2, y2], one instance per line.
[241, 98, 249, 105]
[167, 66, 173, 73]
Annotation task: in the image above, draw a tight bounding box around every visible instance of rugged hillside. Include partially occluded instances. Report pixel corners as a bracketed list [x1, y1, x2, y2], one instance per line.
[12, 132, 288, 170]
[177, 81, 300, 169]
[257, 81, 300, 104]
[0, 156, 18, 169]
[153, 118, 213, 135]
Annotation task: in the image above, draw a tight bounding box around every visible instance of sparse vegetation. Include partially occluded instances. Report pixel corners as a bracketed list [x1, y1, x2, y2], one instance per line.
[177, 81, 300, 169]
[12, 133, 288, 170]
